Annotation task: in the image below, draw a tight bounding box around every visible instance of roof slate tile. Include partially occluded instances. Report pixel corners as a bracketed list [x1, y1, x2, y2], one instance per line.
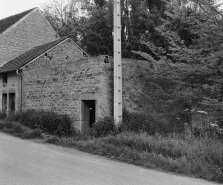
[0, 8, 35, 35]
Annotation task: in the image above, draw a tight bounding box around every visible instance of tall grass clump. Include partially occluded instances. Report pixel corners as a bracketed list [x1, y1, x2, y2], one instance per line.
[9, 109, 74, 137]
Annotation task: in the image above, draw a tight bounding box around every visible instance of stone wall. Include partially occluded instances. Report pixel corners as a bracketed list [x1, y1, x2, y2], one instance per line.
[105, 57, 151, 113]
[122, 58, 151, 113]
[22, 38, 113, 130]
[22, 45, 151, 129]
[0, 8, 58, 65]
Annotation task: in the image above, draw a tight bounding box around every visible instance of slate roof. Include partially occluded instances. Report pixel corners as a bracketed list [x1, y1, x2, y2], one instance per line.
[0, 8, 35, 35]
[0, 37, 68, 73]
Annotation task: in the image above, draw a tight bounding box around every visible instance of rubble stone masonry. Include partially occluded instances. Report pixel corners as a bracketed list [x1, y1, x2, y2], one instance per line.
[22, 38, 113, 130]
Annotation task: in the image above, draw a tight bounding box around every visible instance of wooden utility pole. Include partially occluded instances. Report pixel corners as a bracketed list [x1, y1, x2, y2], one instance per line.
[113, 0, 122, 124]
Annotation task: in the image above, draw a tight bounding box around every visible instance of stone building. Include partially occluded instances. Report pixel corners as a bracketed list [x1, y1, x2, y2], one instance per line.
[0, 8, 150, 132]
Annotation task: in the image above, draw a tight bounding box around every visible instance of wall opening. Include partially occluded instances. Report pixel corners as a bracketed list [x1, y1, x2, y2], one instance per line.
[9, 93, 15, 112]
[81, 100, 96, 133]
[2, 73, 7, 84]
[2, 94, 7, 111]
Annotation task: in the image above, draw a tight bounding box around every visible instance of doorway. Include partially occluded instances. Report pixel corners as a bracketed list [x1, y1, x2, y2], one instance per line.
[81, 100, 96, 133]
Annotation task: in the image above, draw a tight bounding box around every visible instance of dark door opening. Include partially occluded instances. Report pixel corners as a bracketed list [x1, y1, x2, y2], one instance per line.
[81, 100, 96, 133]
[2, 94, 7, 112]
[9, 93, 15, 112]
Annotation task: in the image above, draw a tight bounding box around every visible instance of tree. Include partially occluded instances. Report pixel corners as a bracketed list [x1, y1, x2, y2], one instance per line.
[41, 0, 82, 42]
[133, 0, 223, 128]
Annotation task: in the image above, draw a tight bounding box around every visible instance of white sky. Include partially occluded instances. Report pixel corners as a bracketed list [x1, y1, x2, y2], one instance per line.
[0, 0, 50, 19]
[1, 0, 223, 20]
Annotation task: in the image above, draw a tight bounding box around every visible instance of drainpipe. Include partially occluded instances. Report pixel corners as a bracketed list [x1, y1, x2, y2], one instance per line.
[16, 69, 22, 112]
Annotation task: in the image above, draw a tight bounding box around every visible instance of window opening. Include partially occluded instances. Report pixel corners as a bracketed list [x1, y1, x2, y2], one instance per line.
[2, 94, 7, 111]
[2, 73, 7, 83]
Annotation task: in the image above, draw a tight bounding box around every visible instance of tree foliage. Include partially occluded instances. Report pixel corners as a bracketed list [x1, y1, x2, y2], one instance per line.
[133, 0, 223, 127]
[42, 0, 167, 56]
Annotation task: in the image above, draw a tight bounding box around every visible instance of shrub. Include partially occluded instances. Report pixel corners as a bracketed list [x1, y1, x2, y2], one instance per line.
[4, 121, 13, 129]
[10, 109, 74, 137]
[0, 122, 5, 130]
[46, 136, 60, 144]
[13, 123, 24, 134]
[91, 117, 117, 137]
[28, 128, 43, 139]
[0, 111, 7, 119]
[8, 111, 22, 122]
[56, 114, 74, 137]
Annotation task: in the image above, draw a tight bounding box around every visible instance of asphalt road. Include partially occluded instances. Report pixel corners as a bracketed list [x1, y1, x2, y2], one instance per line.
[0, 132, 220, 185]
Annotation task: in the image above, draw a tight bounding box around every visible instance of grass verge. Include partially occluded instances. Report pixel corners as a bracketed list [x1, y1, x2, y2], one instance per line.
[0, 120, 222, 183]
[0, 120, 43, 139]
[60, 133, 223, 183]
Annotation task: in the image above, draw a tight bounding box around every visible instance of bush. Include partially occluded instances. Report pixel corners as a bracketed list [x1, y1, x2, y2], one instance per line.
[10, 109, 74, 137]
[120, 109, 175, 135]
[13, 123, 24, 134]
[8, 111, 22, 122]
[4, 121, 13, 129]
[46, 136, 60, 144]
[0, 111, 7, 119]
[28, 129, 43, 139]
[91, 117, 117, 137]
[0, 122, 5, 130]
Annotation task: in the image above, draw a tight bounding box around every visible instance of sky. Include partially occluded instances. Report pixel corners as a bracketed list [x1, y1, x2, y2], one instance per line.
[0, 0, 50, 19]
[1, 0, 223, 20]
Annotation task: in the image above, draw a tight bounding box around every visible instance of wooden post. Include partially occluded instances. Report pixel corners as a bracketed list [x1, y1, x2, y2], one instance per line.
[113, 0, 122, 124]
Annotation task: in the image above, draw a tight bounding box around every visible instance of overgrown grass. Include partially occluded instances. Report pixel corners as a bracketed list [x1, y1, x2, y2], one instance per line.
[0, 120, 43, 139]
[71, 133, 223, 183]
[0, 112, 223, 183]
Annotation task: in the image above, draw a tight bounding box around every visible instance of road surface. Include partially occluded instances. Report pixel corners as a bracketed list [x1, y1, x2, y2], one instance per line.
[0, 132, 220, 185]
